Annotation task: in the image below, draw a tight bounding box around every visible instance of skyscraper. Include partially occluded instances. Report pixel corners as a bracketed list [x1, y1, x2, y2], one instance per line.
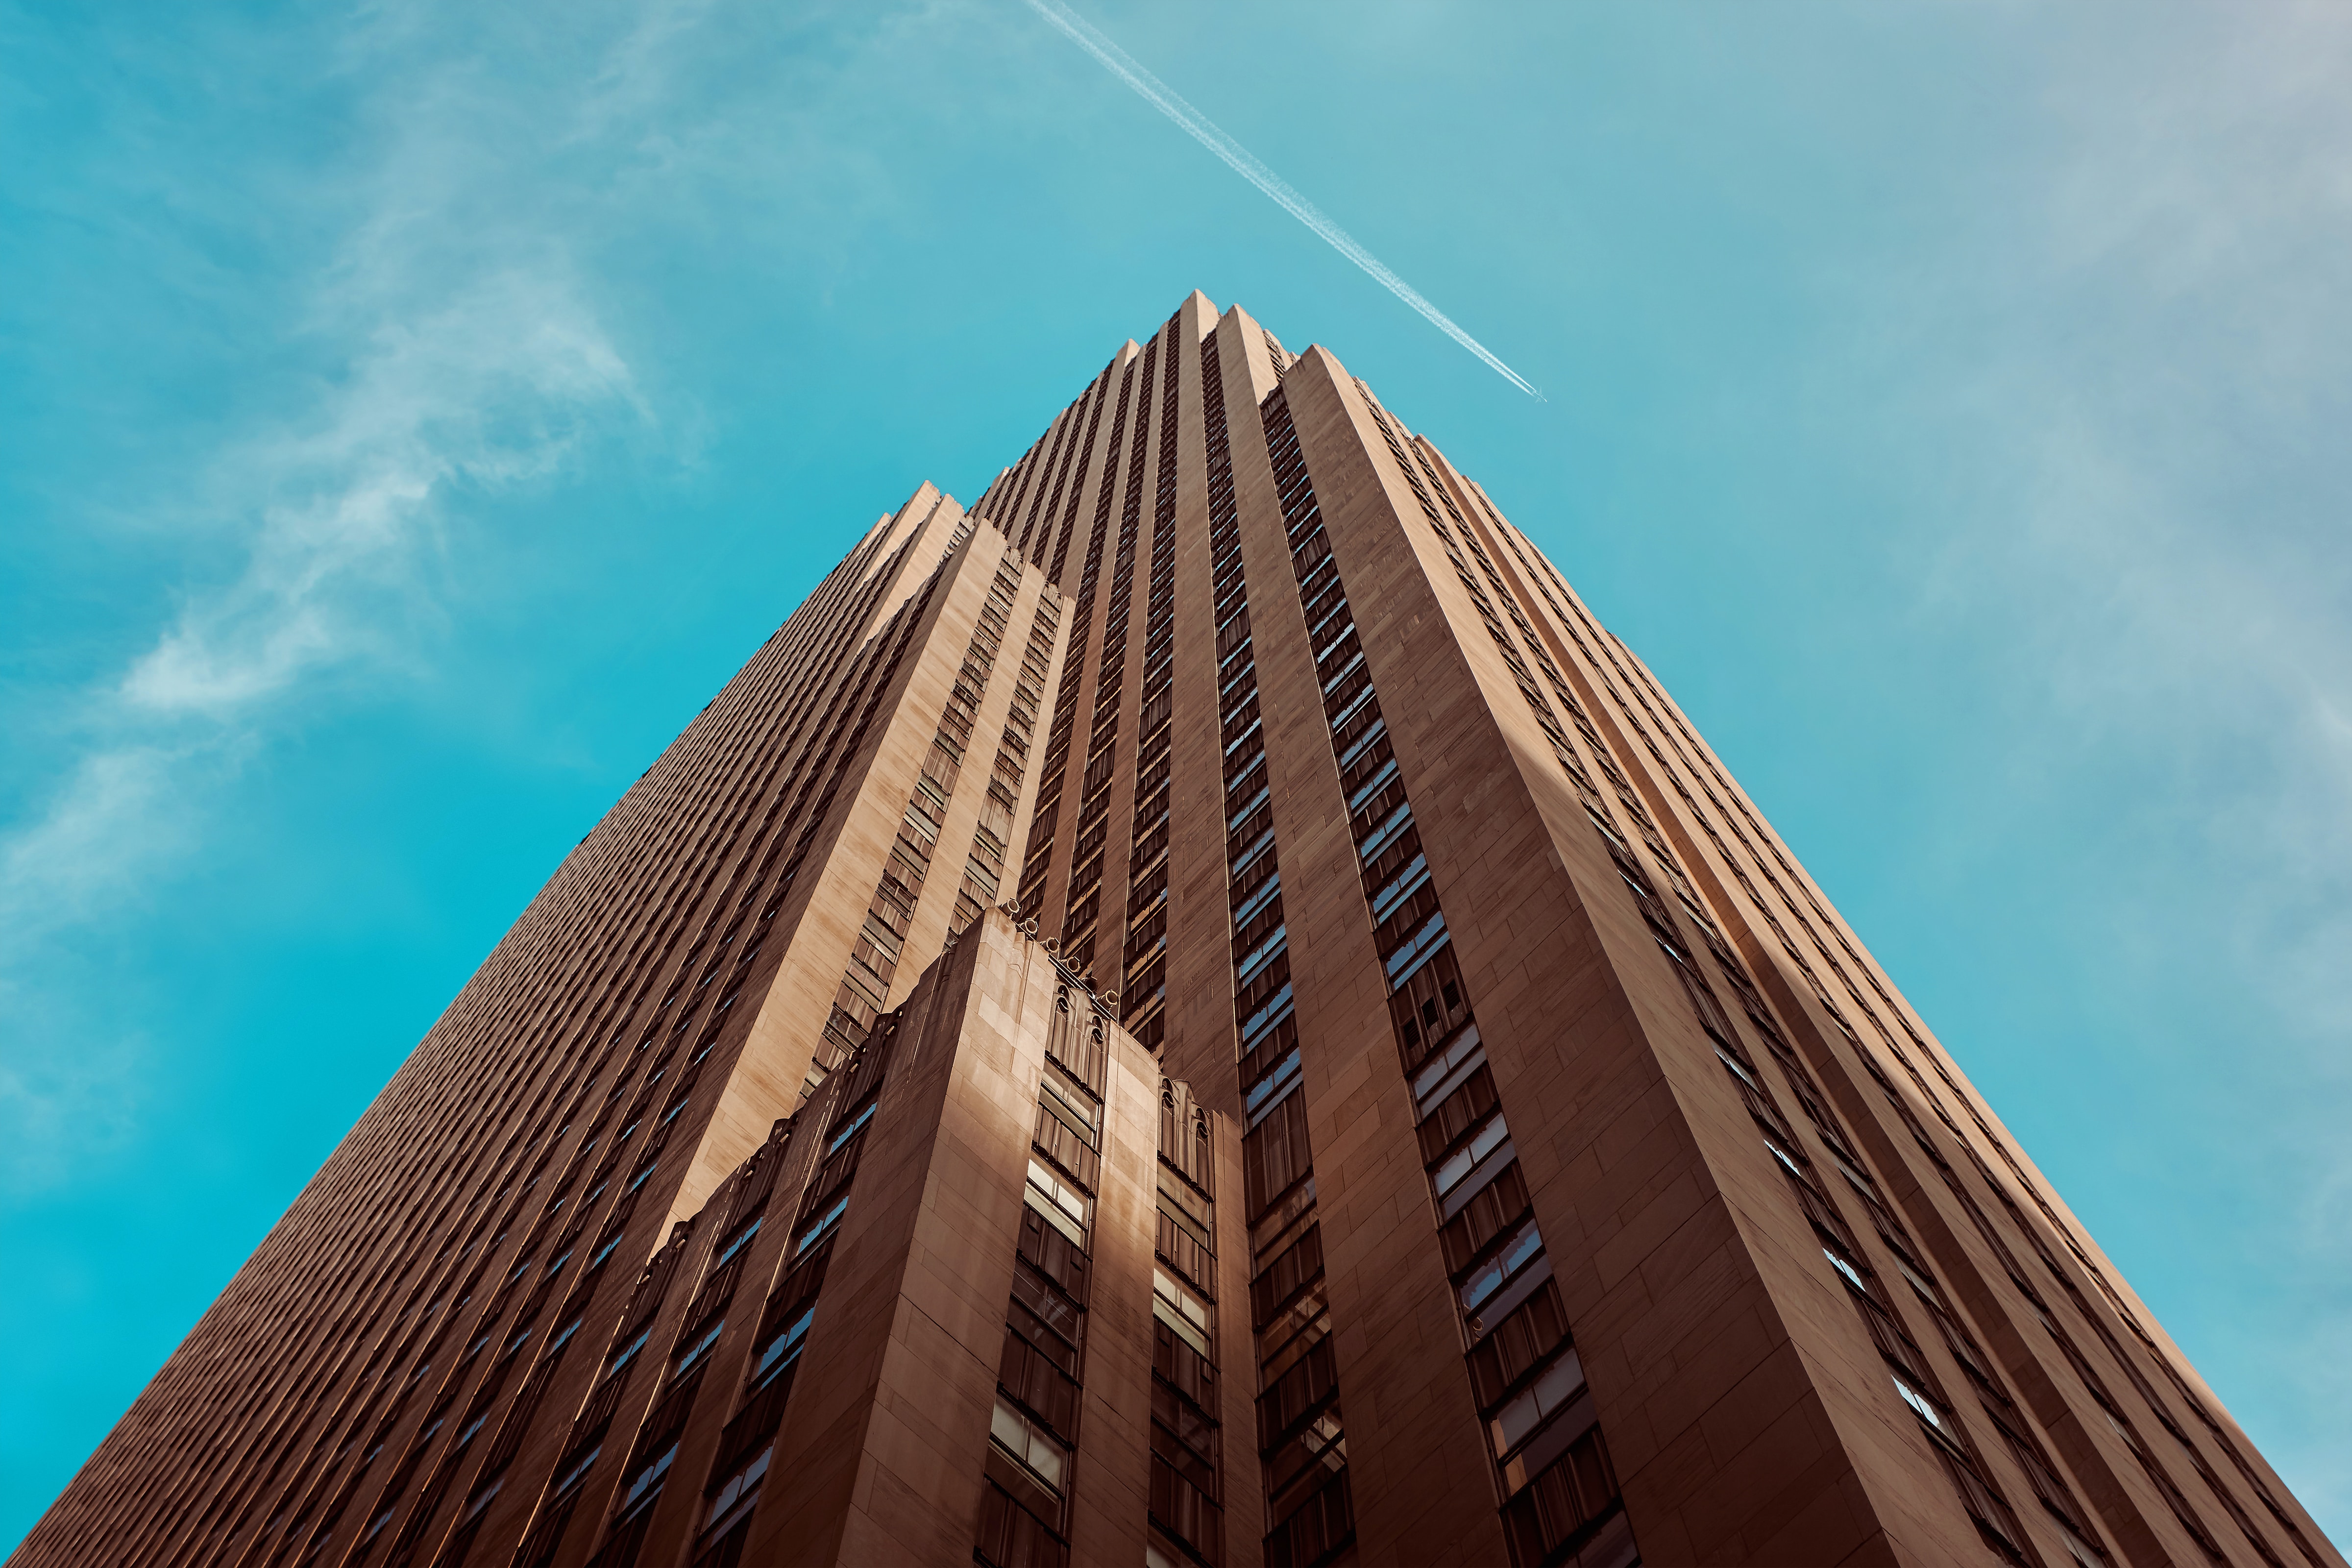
[18, 293, 2338, 1568]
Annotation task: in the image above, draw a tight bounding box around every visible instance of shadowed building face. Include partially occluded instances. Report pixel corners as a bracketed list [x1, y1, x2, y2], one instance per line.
[17, 295, 2338, 1568]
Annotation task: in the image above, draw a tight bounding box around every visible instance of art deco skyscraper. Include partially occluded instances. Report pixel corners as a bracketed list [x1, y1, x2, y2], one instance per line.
[19, 294, 2339, 1568]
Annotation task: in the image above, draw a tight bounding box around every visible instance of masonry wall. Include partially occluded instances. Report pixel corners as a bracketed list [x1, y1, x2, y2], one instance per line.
[19, 295, 2339, 1568]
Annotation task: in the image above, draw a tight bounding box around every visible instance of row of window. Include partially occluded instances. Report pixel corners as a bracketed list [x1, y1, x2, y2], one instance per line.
[814, 549, 1028, 1100]
[1150, 1071, 1225, 1568]
[1384, 383, 2076, 1567]
[1009, 387, 1084, 564]
[1117, 321, 1185, 1057]
[1016, 335, 1158, 919]
[383, 517, 936, 1561]
[292, 547, 884, 1544]
[990, 376, 1089, 567]
[1204, 335, 1355, 1568]
[340, 556, 964, 1568]
[1382, 403, 2173, 1568]
[1266, 384, 1629, 1568]
[328, 571, 951, 1568]
[1047, 356, 1136, 587]
[1657, 870, 2059, 1566]
[976, 983, 1111, 1568]
[561, 1028, 892, 1568]
[1456, 465, 2311, 1568]
[955, 588, 1060, 936]
[1032, 354, 1120, 578]
[1053, 314, 1183, 984]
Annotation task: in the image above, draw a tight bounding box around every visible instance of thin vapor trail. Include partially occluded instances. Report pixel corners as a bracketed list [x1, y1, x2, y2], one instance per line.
[1022, 0, 1543, 400]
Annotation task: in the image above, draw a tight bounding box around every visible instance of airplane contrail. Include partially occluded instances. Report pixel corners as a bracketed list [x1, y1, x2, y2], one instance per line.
[1021, 0, 1543, 400]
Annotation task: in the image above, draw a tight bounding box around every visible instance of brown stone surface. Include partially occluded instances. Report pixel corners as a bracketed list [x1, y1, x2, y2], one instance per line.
[18, 296, 2337, 1568]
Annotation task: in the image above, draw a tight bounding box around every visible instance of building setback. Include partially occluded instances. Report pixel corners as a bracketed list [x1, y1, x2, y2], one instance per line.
[16, 294, 2340, 1568]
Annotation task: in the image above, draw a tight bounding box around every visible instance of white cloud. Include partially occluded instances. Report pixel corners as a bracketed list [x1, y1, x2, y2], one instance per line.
[0, 744, 185, 1191]
[0, 1023, 146, 1195]
[121, 268, 642, 720]
[1869, 1, 2352, 1522]
[0, 18, 654, 1191]
[0, 748, 189, 933]
[2002, 3, 2352, 1014]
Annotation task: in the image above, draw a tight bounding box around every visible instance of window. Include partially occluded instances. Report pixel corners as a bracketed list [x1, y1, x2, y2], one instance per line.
[1040, 1067, 1100, 1141]
[1461, 1219, 1545, 1316]
[796, 1196, 848, 1256]
[552, 1445, 599, 1497]
[1358, 800, 1414, 861]
[1245, 1048, 1303, 1127]
[827, 1099, 878, 1155]
[1410, 1025, 1486, 1119]
[454, 1412, 489, 1449]
[1236, 923, 1288, 985]
[588, 1235, 621, 1272]
[1489, 1349, 1588, 1461]
[626, 1160, 658, 1195]
[607, 1326, 651, 1376]
[751, 1306, 813, 1386]
[615, 1442, 676, 1518]
[547, 1316, 582, 1356]
[1349, 757, 1400, 813]
[1153, 1266, 1212, 1357]
[1026, 1159, 1090, 1239]
[1232, 868, 1280, 927]
[1893, 1375, 1947, 1432]
[1369, 852, 1429, 925]
[1434, 1113, 1510, 1197]
[1824, 1247, 1869, 1295]
[702, 1444, 771, 1540]
[673, 1319, 726, 1378]
[990, 1392, 1070, 1495]
[714, 1218, 761, 1269]
[1828, 1147, 1877, 1194]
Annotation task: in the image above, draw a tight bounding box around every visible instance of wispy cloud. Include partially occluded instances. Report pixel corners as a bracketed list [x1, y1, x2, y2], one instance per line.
[1975, 3, 2352, 1056]
[121, 269, 641, 721]
[0, 0, 1007, 1194]
[1020, 0, 1542, 399]
[1873, 0, 2352, 1520]
[0, 29, 651, 1190]
[0, 1012, 146, 1195]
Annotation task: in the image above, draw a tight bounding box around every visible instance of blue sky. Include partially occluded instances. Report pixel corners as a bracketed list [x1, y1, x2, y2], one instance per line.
[3, 0, 2347, 1548]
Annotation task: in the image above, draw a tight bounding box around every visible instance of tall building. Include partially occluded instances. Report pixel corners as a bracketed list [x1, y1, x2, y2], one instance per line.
[18, 294, 2339, 1568]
